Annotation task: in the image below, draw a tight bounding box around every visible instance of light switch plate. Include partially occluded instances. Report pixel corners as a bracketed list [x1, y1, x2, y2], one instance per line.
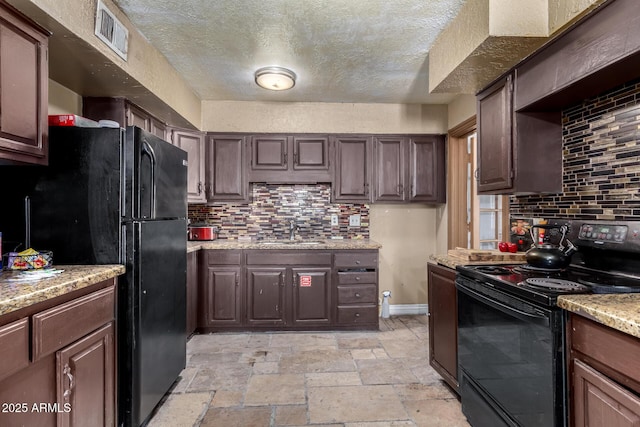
[349, 214, 361, 227]
[331, 214, 339, 226]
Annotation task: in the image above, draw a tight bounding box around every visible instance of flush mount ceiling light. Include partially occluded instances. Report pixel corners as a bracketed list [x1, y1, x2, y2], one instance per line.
[255, 66, 296, 91]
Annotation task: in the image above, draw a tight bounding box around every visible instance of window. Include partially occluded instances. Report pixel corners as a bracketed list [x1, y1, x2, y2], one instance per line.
[448, 122, 509, 250]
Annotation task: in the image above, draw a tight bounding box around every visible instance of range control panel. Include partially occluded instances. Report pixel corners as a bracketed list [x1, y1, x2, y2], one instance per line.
[578, 224, 629, 243]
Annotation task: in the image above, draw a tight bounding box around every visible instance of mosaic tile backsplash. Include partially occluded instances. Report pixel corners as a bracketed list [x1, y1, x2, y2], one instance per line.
[188, 184, 369, 240]
[510, 77, 640, 220]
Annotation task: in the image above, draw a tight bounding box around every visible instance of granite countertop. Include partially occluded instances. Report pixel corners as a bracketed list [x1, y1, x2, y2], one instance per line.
[429, 253, 526, 269]
[188, 239, 382, 252]
[557, 293, 640, 339]
[0, 265, 125, 317]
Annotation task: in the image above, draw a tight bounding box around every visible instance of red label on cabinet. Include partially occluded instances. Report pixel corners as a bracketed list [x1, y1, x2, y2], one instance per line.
[300, 275, 312, 287]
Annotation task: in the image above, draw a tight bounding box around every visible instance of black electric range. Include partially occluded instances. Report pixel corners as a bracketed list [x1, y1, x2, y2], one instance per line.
[455, 220, 640, 427]
[457, 219, 640, 307]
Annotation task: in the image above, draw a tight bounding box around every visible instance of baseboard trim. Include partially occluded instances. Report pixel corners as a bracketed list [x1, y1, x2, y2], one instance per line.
[387, 304, 428, 316]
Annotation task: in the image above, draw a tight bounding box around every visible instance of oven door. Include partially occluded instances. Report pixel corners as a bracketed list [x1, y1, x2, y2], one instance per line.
[456, 276, 566, 427]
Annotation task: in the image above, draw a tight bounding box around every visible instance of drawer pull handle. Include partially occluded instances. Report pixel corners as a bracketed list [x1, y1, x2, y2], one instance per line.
[355, 293, 361, 297]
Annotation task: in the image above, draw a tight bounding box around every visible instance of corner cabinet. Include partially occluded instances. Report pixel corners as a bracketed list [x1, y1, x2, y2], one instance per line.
[0, 2, 49, 165]
[373, 135, 446, 203]
[206, 134, 249, 202]
[568, 314, 640, 427]
[171, 128, 206, 203]
[427, 263, 458, 392]
[333, 136, 373, 202]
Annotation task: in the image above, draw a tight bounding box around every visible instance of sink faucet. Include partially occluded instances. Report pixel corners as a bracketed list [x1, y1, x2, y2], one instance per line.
[289, 219, 297, 241]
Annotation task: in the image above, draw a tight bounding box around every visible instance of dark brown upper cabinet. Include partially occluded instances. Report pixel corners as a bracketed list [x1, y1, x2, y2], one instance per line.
[0, 2, 49, 165]
[374, 137, 406, 202]
[83, 97, 170, 142]
[249, 134, 331, 183]
[333, 136, 372, 203]
[374, 135, 446, 203]
[171, 128, 206, 203]
[206, 134, 249, 203]
[477, 73, 561, 195]
[477, 74, 515, 193]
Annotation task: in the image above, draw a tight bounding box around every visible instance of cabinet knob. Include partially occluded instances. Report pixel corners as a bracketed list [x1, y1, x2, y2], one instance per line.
[355, 313, 360, 317]
[355, 276, 361, 281]
[355, 293, 361, 297]
[355, 260, 361, 265]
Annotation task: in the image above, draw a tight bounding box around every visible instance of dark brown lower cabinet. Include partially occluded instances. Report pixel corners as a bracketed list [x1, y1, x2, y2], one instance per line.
[427, 262, 458, 392]
[197, 248, 378, 332]
[569, 314, 640, 427]
[246, 267, 287, 327]
[199, 250, 243, 329]
[56, 322, 115, 427]
[291, 268, 331, 327]
[245, 253, 332, 329]
[0, 280, 117, 427]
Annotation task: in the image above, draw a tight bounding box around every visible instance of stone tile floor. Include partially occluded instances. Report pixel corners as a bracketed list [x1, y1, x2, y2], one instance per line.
[147, 316, 470, 427]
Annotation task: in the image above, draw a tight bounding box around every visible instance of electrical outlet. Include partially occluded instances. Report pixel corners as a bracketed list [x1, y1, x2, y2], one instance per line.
[331, 214, 339, 226]
[349, 214, 361, 227]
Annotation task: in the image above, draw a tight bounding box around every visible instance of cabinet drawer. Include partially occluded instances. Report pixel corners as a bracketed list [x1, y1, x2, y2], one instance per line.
[571, 315, 640, 388]
[0, 318, 29, 381]
[334, 252, 378, 268]
[246, 251, 332, 265]
[338, 271, 377, 285]
[337, 306, 378, 324]
[32, 285, 115, 361]
[337, 285, 377, 304]
[205, 250, 241, 265]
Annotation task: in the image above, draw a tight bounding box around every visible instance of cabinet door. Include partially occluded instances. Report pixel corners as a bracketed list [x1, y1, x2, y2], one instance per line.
[246, 268, 287, 326]
[427, 263, 458, 392]
[150, 118, 167, 142]
[56, 322, 115, 427]
[0, 4, 49, 165]
[172, 129, 206, 203]
[204, 266, 242, 327]
[291, 268, 331, 326]
[206, 135, 248, 202]
[186, 251, 198, 335]
[293, 136, 329, 171]
[573, 359, 640, 427]
[126, 103, 151, 130]
[374, 137, 406, 202]
[409, 135, 446, 203]
[251, 135, 289, 170]
[333, 136, 372, 202]
[477, 74, 514, 193]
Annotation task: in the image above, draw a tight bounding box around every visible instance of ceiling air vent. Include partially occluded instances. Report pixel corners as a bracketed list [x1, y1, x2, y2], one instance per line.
[95, 0, 128, 61]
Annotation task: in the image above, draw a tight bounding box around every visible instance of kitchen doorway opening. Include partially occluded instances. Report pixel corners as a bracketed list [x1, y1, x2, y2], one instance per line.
[448, 118, 509, 250]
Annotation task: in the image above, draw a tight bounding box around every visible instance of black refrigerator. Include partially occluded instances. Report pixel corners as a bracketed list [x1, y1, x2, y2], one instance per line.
[0, 126, 188, 426]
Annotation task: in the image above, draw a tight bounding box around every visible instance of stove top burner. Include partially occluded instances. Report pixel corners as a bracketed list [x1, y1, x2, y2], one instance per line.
[577, 277, 640, 294]
[522, 278, 590, 292]
[474, 266, 512, 275]
[515, 265, 565, 274]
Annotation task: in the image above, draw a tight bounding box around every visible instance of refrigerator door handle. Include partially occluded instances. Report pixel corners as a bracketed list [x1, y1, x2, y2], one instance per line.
[141, 142, 157, 219]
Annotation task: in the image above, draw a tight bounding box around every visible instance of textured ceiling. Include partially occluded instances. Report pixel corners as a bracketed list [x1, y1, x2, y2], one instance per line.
[113, 0, 466, 104]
